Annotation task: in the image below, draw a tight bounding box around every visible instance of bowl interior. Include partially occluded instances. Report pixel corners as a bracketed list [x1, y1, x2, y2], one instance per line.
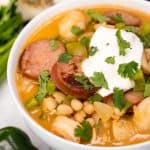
[7, 0, 150, 149]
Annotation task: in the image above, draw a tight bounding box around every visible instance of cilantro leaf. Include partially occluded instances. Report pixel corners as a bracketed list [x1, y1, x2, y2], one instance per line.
[74, 121, 92, 142]
[80, 36, 90, 47]
[116, 29, 131, 56]
[144, 77, 150, 97]
[59, 53, 73, 63]
[75, 75, 93, 90]
[90, 72, 108, 89]
[112, 13, 124, 23]
[71, 26, 83, 36]
[125, 26, 138, 34]
[49, 40, 59, 50]
[88, 46, 98, 56]
[88, 93, 102, 103]
[105, 56, 115, 64]
[118, 61, 138, 78]
[86, 9, 109, 23]
[140, 33, 150, 48]
[113, 87, 126, 110]
[35, 70, 50, 101]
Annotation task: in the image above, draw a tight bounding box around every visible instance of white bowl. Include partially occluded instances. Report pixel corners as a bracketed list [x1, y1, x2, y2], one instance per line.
[7, 0, 150, 150]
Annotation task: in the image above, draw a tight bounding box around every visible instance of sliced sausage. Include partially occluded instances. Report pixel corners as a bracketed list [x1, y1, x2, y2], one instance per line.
[104, 11, 141, 26]
[20, 39, 65, 79]
[51, 56, 97, 99]
[124, 91, 144, 105]
[103, 91, 144, 106]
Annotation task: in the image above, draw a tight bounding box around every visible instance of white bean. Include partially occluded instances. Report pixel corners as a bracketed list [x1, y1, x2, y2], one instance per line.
[42, 97, 57, 112]
[52, 91, 65, 104]
[83, 102, 94, 115]
[71, 99, 83, 111]
[57, 104, 73, 115]
[74, 110, 86, 123]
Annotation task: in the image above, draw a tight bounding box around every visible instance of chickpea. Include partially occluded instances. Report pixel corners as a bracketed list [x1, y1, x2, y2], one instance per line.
[59, 10, 87, 40]
[52, 91, 65, 104]
[74, 110, 86, 123]
[42, 97, 57, 112]
[71, 99, 83, 111]
[57, 104, 73, 115]
[86, 118, 95, 127]
[83, 102, 94, 115]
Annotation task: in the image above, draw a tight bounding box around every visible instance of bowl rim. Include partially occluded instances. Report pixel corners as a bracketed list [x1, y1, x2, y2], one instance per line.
[7, 0, 150, 149]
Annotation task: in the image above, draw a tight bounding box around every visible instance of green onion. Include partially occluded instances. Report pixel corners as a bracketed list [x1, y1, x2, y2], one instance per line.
[71, 26, 83, 36]
[59, 53, 73, 63]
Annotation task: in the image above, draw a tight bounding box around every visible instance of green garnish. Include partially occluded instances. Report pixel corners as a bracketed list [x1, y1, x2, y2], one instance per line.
[105, 56, 115, 64]
[116, 29, 131, 56]
[35, 70, 50, 101]
[80, 36, 90, 47]
[113, 87, 131, 110]
[88, 46, 98, 56]
[74, 121, 92, 142]
[47, 80, 56, 95]
[71, 26, 83, 36]
[144, 78, 150, 97]
[75, 75, 93, 90]
[88, 93, 102, 103]
[118, 61, 138, 78]
[49, 40, 59, 50]
[86, 9, 109, 23]
[112, 13, 124, 23]
[141, 33, 150, 48]
[125, 26, 138, 34]
[90, 72, 108, 89]
[132, 70, 145, 91]
[25, 98, 39, 109]
[59, 53, 73, 63]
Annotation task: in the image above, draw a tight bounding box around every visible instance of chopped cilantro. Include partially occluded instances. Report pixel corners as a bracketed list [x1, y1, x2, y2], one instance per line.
[125, 26, 138, 34]
[59, 53, 73, 63]
[80, 36, 90, 47]
[74, 121, 92, 142]
[140, 33, 150, 48]
[105, 56, 115, 64]
[112, 13, 124, 23]
[35, 70, 50, 101]
[71, 26, 83, 36]
[49, 40, 59, 50]
[88, 93, 102, 103]
[113, 87, 126, 110]
[88, 46, 98, 56]
[90, 72, 108, 89]
[116, 29, 131, 56]
[118, 61, 138, 78]
[75, 75, 93, 90]
[86, 9, 109, 23]
[144, 77, 150, 97]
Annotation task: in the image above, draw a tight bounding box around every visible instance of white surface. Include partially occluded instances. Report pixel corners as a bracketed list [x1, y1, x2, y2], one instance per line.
[0, 81, 50, 150]
[82, 26, 143, 96]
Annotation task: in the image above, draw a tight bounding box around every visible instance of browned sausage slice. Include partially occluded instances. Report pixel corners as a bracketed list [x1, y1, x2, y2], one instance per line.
[20, 39, 65, 79]
[51, 56, 98, 99]
[104, 11, 141, 26]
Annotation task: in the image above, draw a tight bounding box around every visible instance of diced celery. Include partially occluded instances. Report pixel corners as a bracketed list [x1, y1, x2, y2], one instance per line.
[25, 98, 39, 109]
[66, 42, 88, 57]
[132, 70, 145, 91]
[140, 22, 150, 35]
[47, 80, 56, 95]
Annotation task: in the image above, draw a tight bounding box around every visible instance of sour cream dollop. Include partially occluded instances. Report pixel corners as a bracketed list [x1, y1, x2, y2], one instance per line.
[82, 26, 143, 97]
